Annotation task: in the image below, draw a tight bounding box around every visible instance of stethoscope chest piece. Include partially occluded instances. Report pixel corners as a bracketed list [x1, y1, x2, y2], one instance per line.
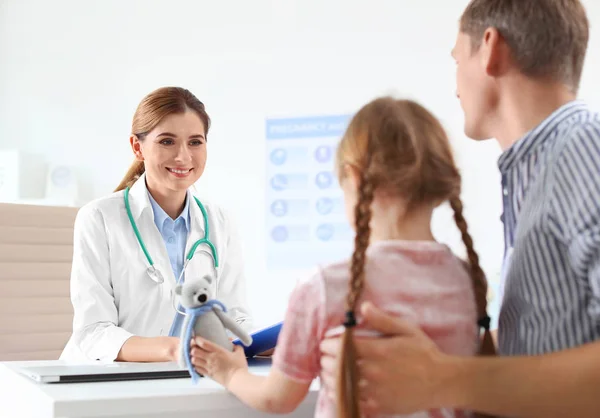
[147, 266, 165, 284]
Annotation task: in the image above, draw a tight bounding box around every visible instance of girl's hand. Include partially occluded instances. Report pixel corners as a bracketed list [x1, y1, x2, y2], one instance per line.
[190, 337, 248, 387]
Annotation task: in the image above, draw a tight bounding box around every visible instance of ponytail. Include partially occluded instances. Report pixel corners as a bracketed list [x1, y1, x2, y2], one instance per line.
[449, 196, 496, 356]
[337, 151, 375, 418]
[114, 160, 145, 192]
[450, 197, 497, 418]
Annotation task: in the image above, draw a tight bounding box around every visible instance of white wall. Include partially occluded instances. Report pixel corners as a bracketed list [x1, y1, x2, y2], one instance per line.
[1, 0, 600, 328]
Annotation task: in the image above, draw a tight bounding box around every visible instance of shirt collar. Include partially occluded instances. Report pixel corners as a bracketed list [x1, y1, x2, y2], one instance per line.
[148, 188, 191, 231]
[498, 99, 589, 173]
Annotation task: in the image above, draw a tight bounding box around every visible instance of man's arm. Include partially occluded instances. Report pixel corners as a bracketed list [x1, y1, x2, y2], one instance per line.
[443, 340, 600, 417]
[321, 302, 600, 418]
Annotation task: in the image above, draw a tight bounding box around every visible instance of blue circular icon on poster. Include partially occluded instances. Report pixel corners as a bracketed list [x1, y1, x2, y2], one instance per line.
[270, 200, 288, 217]
[315, 171, 333, 189]
[271, 226, 288, 242]
[316, 223, 334, 241]
[270, 174, 288, 191]
[314, 146, 332, 163]
[316, 197, 334, 215]
[270, 149, 287, 165]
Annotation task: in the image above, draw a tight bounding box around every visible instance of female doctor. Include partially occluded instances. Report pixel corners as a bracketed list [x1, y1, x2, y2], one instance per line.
[60, 87, 252, 362]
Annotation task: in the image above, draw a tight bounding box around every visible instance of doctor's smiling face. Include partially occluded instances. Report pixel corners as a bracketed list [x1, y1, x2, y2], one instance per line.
[131, 110, 207, 195]
[117, 87, 212, 209]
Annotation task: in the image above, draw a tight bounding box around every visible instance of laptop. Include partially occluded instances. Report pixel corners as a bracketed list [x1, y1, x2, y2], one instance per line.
[12, 361, 191, 383]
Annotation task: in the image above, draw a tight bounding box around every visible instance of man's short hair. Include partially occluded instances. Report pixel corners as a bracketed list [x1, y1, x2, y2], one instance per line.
[460, 0, 589, 92]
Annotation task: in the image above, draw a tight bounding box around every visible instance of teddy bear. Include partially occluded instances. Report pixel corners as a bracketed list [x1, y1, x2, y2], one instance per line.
[174, 275, 252, 382]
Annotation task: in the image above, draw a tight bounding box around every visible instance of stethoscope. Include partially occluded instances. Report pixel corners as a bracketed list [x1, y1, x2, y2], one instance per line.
[124, 187, 219, 315]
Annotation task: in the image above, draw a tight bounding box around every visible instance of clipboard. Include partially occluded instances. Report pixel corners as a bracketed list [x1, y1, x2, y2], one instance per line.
[232, 321, 283, 358]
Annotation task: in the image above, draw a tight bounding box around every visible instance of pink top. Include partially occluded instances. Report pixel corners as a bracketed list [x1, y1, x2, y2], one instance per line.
[272, 240, 479, 418]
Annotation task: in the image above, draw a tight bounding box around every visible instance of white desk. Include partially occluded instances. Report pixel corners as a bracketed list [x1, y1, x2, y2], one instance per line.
[0, 360, 318, 418]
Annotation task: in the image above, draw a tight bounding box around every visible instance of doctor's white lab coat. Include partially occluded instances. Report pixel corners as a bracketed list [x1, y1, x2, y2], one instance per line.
[60, 175, 252, 362]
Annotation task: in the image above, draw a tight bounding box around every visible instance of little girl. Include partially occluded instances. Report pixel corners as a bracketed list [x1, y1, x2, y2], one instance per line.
[189, 97, 494, 418]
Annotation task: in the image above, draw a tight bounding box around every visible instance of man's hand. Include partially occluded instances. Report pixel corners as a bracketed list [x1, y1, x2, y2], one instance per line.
[190, 337, 248, 387]
[320, 302, 456, 415]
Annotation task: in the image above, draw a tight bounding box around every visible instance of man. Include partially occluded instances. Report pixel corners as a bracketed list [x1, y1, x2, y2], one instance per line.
[321, 1, 600, 417]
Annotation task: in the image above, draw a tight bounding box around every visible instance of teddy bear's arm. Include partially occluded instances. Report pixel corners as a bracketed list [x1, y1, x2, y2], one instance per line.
[213, 307, 253, 346]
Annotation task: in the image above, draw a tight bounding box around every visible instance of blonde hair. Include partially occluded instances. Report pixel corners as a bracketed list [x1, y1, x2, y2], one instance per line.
[114, 87, 211, 192]
[335, 97, 495, 418]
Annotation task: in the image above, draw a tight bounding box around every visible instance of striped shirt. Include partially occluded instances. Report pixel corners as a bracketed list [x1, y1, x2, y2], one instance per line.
[498, 100, 600, 355]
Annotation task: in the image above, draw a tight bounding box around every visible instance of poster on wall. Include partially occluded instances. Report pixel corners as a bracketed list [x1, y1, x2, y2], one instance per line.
[265, 115, 353, 270]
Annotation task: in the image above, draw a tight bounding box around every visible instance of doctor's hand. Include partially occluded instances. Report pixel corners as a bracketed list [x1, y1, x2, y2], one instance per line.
[190, 337, 248, 387]
[320, 302, 454, 415]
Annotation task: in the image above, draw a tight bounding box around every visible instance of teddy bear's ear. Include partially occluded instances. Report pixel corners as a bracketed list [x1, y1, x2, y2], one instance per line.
[174, 284, 183, 295]
[203, 275, 213, 285]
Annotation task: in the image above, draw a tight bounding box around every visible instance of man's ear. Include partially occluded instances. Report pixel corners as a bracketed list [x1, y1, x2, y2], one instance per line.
[174, 285, 183, 295]
[130, 135, 144, 161]
[480, 27, 508, 77]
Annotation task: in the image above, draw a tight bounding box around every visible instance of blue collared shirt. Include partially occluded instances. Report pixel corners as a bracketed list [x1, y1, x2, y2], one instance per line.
[497, 100, 600, 355]
[148, 191, 190, 336]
